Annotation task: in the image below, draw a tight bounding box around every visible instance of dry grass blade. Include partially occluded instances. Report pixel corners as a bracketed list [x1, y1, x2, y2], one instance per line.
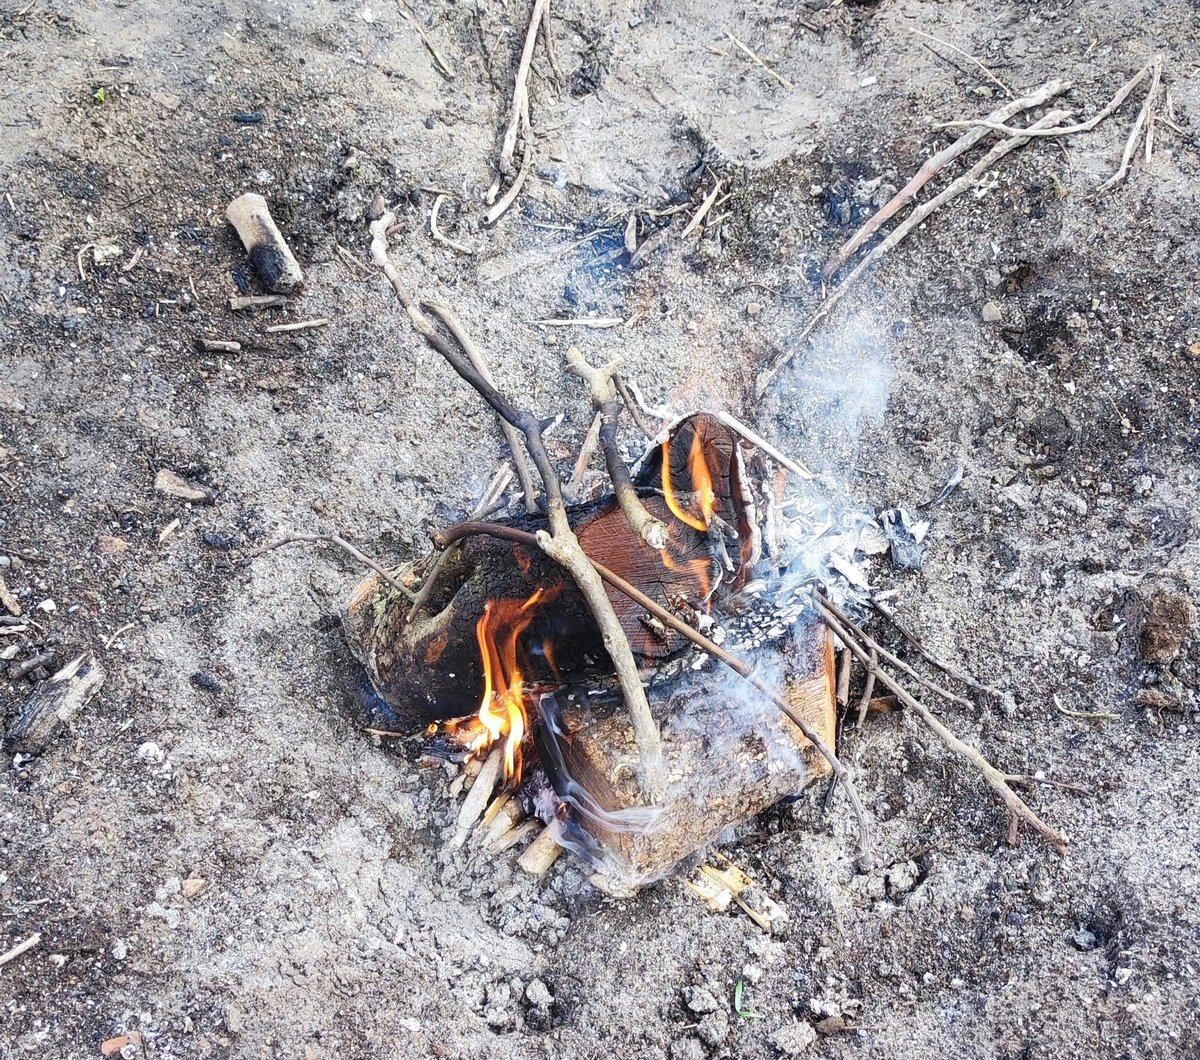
[723, 31, 792, 90]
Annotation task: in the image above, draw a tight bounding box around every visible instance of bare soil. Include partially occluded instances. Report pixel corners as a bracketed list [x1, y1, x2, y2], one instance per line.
[2, 0, 1199, 1057]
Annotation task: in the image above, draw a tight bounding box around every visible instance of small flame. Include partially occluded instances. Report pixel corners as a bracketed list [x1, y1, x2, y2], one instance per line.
[662, 431, 717, 531]
[466, 587, 545, 780]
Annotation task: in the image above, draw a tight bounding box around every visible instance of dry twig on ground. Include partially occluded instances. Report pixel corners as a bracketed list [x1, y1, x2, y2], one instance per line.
[369, 211, 667, 801]
[758, 107, 1072, 396]
[422, 300, 538, 514]
[814, 592, 1069, 852]
[822, 78, 1071, 280]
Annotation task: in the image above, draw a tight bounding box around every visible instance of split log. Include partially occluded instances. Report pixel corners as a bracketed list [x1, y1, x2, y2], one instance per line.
[532, 616, 835, 887]
[4, 653, 105, 752]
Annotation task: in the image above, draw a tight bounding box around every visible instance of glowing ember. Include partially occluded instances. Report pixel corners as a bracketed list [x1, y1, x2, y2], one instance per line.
[465, 587, 545, 780]
[661, 430, 717, 531]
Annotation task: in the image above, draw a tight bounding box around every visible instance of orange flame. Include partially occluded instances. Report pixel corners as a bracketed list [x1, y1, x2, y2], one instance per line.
[466, 587, 545, 780]
[662, 431, 717, 531]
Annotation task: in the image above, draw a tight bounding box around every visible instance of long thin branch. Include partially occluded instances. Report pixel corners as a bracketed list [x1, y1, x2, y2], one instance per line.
[934, 61, 1153, 140]
[821, 78, 1071, 279]
[433, 520, 874, 869]
[565, 347, 668, 548]
[613, 373, 663, 439]
[757, 107, 1071, 396]
[370, 213, 666, 801]
[498, 0, 551, 178]
[250, 532, 417, 601]
[423, 300, 538, 514]
[1097, 59, 1162, 192]
[819, 594, 973, 708]
[870, 597, 1001, 700]
[813, 592, 1068, 852]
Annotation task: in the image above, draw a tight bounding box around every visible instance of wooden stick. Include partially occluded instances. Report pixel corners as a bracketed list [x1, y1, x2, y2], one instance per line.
[432, 520, 874, 868]
[907, 27, 1014, 99]
[855, 647, 878, 729]
[565, 347, 668, 548]
[483, 141, 533, 226]
[517, 824, 563, 874]
[423, 301, 537, 514]
[819, 594, 973, 708]
[395, 0, 456, 79]
[429, 195, 474, 254]
[448, 746, 504, 849]
[813, 592, 1068, 852]
[714, 411, 815, 481]
[758, 107, 1071, 396]
[567, 411, 603, 499]
[497, 0, 551, 178]
[1098, 59, 1162, 192]
[934, 61, 1153, 141]
[821, 78, 1071, 280]
[613, 373, 663, 439]
[0, 932, 40, 968]
[869, 597, 1001, 700]
[249, 532, 417, 601]
[370, 214, 667, 801]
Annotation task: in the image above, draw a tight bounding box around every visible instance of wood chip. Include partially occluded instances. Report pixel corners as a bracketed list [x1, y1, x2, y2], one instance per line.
[197, 338, 242, 354]
[265, 318, 330, 334]
[229, 294, 287, 311]
[154, 468, 214, 504]
[5, 653, 105, 752]
[0, 572, 20, 616]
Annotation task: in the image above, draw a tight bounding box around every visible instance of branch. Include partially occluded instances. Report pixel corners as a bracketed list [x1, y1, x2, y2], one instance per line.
[757, 107, 1072, 396]
[434, 519, 874, 869]
[813, 591, 1068, 852]
[565, 346, 668, 548]
[370, 213, 666, 801]
[423, 300, 538, 514]
[821, 78, 1071, 280]
[250, 532, 417, 601]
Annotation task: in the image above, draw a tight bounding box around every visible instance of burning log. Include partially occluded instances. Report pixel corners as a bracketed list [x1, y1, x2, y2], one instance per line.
[344, 410, 854, 886]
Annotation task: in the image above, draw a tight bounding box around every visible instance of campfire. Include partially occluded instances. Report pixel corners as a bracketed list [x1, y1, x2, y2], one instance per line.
[344, 410, 853, 889]
[250, 204, 1071, 899]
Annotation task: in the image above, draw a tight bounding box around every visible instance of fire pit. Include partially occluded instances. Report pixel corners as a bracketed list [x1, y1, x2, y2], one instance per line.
[344, 411, 851, 889]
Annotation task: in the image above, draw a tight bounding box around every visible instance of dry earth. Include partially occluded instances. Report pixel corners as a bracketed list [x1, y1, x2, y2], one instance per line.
[2, 0, 1199, 1057]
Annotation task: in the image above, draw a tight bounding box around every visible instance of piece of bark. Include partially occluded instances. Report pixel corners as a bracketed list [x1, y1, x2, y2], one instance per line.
[5, 653, 105, 752]
[154, 468, 215, 504]
[225, 193, 304, 293]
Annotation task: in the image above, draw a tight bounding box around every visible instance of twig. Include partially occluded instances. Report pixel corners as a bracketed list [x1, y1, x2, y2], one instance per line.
[869, 597, 1002, 700]
[250, 532, 417, 602]
[567, 411, 603, 499]
[613, 374, 662, 439]
[933, 61, 1154, 141]
[0, 933, 40, 968]
[405, 463, 513, 623]
[265, 318, 329, 334]
[535, 316, 625, 329]
[102, 621, 138, 650]
[822, 78, 1071, 280]
[422, 300, 538, 514]
[758, 107, 1071, 396]
[724, 31, 792, 90]
[855, 647, 878, 729]
[396, 0, 455, 79]
[1054, 699, 1120, 721]
[816, 585, 974, 710]
[1098, 59, 1162, 192]
[432, 520, 874, 869]
[429, 194, 474, 254]
[483, 141, 533, 226]
[714, 411, 814, 481]
[907, 27, 1014, 99]
[565, 347, 668, 548]
[813, 591, 1068, 852]
[497, 0, 551, 178]
[616, 375, 670, 437]
[370, 212, 667, 801]
[680, 180, 724, 239]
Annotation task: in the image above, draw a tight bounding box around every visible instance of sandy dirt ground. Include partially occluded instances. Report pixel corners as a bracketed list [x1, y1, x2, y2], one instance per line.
[2, 0, 1199, 1057]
